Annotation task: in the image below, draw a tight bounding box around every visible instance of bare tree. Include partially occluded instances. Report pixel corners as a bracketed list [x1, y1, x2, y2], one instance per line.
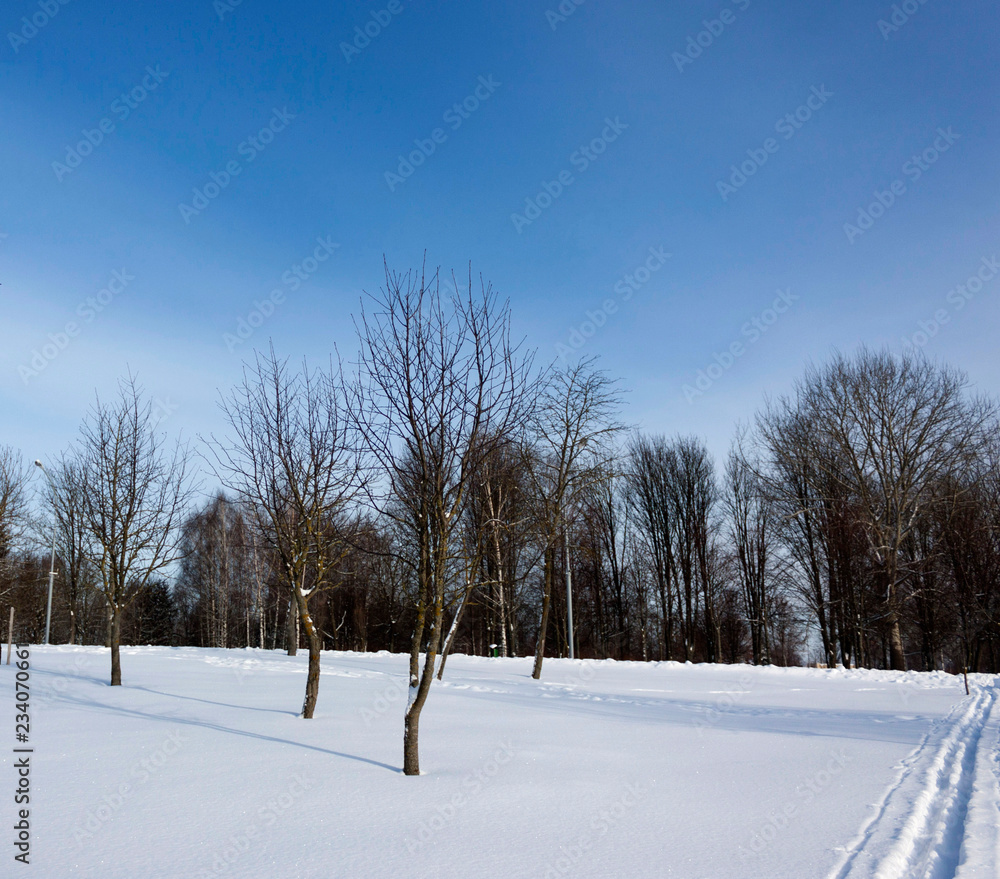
[72, 374, 194, 685]
[664, 437, 718, 662]
[937, 446, 1000, 673]
[207, 347, 357, 718]
[434, 534, 483, 680]
[527, 358, 623, 680]
[349, 260, 536, 775]
[754, 405, 845, 666]
[757, 348, 995, 669]
[590, 472, 632, 659]
[0, 446, 30, 585]
[723, 437, 775, 665]
[352, 517, 413, 654]
[0, 447, 32, 633]
[626, 435, 678, 660]
[471, 438, 534, 660]
[438, 434, 533, 676]
[176, 494, 260, 648]
[39, 458, 98, 644]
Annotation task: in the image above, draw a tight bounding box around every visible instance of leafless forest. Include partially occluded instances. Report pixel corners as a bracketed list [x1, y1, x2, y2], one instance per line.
[4, 265, 1000, 726]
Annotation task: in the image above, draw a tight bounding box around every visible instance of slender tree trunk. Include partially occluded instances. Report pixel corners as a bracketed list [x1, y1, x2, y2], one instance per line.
[269, 590, 280, 650]
[110, 608, 122, 686]
[410, 601, 427, 685]
[404, 560, 446, 776]
[484, 485, 509, 659]
[812, 571, 835, 667]
[761, 605, 771, 665]
[679, 563, 694, 661]
[658, 576, 669, 661]
[437, 573, 475, 680]
[285, 592, 298, 656]
[410, 539, 430, 684]
[532, 546, 555, 679]
[888, 611, 906, 671]
[497, 577, 508, 659]
[294, 587, 322, 718]
[404, 640, 437, 775]
[884, 561, 906, 671]
[698, 543, 717, 664]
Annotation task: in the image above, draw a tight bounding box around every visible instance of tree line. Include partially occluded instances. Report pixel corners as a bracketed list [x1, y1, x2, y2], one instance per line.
[3, 262, 999, 771]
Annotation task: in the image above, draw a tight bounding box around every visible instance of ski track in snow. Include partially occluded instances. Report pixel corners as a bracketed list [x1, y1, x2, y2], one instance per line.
[827, 678, 1000, 879]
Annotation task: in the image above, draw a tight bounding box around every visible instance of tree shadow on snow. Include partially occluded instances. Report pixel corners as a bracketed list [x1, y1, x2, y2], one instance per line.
[130, 685, 298, 717]
[54, 691, 401, 773]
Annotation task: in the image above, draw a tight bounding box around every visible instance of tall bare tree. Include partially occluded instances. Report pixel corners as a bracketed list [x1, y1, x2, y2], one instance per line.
[39, 458, 98, 644]
[471, 439, 533, 659]
[757, 348, 995, 669]
[208, 347, 357, 718]
[527, 358, 623, 680]
[754, 406, 844, 666]
[723, 438, 775, 665]
[936, 444, 1000, 672]
[626, 434, 678, 660]
[72, 374, 194, 685]
[590, 472, 632, 659]
[176, 494, 258, 649]
[349, 260, 536, 775]
[0, 447, 31, 629]
[665, 437, 718, 662]
[438, 434, 533, 676]
[0, 446, 30, 584]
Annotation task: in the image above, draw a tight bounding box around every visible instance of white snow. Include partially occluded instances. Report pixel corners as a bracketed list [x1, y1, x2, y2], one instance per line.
[2, 646, 998, 878]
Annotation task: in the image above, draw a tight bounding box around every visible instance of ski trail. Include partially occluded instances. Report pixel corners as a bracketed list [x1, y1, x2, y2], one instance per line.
[827, 682, 999, 879]
[954, 678, 1000, 879]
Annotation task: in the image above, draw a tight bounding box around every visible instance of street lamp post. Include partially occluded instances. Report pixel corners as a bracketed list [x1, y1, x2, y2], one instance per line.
[565, 525, 574, 660]
[34, 460, 58, 646]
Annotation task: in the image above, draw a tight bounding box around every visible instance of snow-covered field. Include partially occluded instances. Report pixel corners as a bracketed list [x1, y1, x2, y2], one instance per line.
[2, 646, 998, 879]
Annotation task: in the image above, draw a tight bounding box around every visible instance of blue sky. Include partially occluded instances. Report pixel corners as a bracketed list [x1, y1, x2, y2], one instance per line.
[2, 0, 998, 474]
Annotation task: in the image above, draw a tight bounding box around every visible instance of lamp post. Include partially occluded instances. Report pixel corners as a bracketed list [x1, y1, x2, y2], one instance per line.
[565, 525, 574, 660]
[34, 460, 58, 646]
